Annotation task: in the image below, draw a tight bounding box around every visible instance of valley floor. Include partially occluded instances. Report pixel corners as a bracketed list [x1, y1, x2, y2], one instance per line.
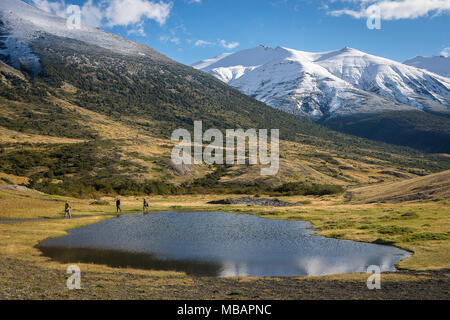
[0, 185, 449, 300]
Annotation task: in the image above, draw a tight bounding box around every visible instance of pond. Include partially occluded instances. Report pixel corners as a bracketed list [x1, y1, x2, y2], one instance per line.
[38, 211, 411, 277]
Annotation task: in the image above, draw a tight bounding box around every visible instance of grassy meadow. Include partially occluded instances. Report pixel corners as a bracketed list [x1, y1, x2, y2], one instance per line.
[0, 172, 449, 299]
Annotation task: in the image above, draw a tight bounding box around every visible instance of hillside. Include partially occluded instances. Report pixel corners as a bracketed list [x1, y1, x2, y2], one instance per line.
[0, 0, 449, 197]
[322, 110, 450, 153]
[349, 170, 450, 203]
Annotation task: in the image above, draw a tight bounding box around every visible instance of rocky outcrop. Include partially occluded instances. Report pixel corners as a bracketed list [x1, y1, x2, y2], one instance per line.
[208, 196, 295, 207]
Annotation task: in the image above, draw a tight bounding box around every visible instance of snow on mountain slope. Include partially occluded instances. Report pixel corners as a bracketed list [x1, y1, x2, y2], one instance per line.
[315, 47, 450, 108]
[194, 45, 450, 120]
[0, 0, 167, 60]
[192, 53, 233, 70]
[225, 46, 410, 119]
[193, 46, 291, 72]
[404, 55, 450, 78]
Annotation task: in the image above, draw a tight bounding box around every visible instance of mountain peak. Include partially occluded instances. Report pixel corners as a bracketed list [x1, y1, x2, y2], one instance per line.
[195, 45, 450, 120]
[337, 46, 364, 55]
[192, 45, 291, 73]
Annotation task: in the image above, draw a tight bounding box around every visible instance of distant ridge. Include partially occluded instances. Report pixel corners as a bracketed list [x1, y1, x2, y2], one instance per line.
[404, 55, 450, 78]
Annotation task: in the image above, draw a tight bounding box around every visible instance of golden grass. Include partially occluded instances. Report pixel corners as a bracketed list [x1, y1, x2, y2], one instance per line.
[280, 139, 417, 185]
[0, 61, 25, 80]
[350, 170, 450, 203]
[0, 172, 29, 185]
[0, 186, 448, 299]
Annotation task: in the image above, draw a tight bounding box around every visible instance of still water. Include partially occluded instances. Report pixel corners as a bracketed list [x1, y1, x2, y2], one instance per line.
[38, 211, 410, 277]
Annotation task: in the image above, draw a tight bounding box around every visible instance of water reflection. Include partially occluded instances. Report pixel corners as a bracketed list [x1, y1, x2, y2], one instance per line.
[38, 211, 410, 277]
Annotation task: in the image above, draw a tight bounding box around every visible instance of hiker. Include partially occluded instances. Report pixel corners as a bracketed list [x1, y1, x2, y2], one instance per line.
[64, 201, 72, 219]
[143, 198, 149, 213]
[116, 198, 122, 215]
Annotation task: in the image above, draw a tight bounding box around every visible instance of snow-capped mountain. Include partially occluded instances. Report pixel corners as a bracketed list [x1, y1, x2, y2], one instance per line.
[404, 55, 450, 78]
[0, 0, 168, 74]
[1, 0, 449, 153]
[193, 46, 450, 120]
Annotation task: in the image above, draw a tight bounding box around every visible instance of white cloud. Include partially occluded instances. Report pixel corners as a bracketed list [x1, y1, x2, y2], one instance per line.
[104, 0, 172, 27]
[194, 39, 239, 50]
[441, 47, 450, 57]
[31, 0, 172, 30]
[327, 0, 450, 20]
[218, 39, 239, 50]
[32, 0, 67, 17]
[194, 39, 215, 46]
[81, 0, 103, 27]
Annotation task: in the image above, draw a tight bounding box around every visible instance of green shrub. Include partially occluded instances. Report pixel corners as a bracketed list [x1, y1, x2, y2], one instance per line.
[400, 212, 420, 219]
[402, 233, 450, 242]
[372, 238, 395, 245]
[378, 226, 415, 235]
[272, 182, 344, 196]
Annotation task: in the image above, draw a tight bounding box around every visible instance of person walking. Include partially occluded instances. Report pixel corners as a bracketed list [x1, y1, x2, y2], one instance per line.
[64, 201, 72, 219]
[116, 198, 122, 215]
[143, 198, 149, 213]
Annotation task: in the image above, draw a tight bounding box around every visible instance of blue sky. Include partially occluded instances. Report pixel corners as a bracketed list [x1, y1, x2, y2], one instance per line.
[26, 0, 450, 65]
